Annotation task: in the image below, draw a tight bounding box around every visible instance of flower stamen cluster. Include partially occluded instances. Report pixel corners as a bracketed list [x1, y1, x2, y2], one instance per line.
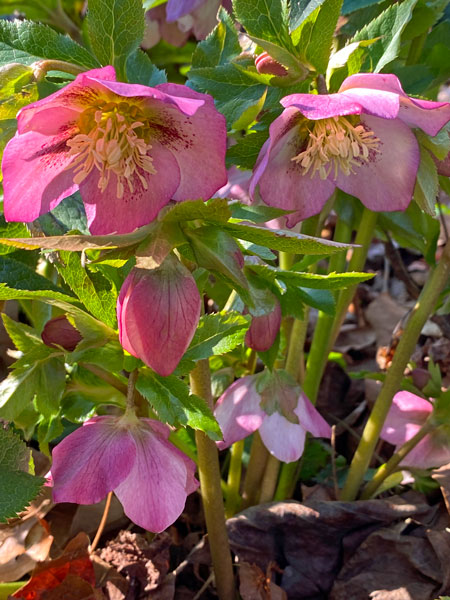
[292, 116, 380, 180]
[66, 100, 156, 199]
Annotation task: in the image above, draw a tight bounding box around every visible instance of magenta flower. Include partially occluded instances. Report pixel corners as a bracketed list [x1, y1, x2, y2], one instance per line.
[215, 372, 331, 462]
[117, 255, 201, 376]
[51, 414, 199, 532]
[2, 66, 227, 234]
[380, 391, 450, 469]
[250, 73, 450, 226]
[41, 315, 82, 352]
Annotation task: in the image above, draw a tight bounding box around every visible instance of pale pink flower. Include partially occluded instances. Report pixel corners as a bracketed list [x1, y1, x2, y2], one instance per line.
[381, 391, 450, 469]
[250, 73, 450, 226]
[215, 373, 331, 462]
[245, 298, 282, 352]
[117, 256, 201, 376]
[2, 66, 227, 234]
[51, 414, 198, 532]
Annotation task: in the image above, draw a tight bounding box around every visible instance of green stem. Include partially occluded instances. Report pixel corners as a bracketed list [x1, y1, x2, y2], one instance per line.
[304, 207, 377, 404]
[189, 360, 236, 599]
[341, 240, 450, 501]
[360, 421, 434, 500]
[242, 431, 269, 508]
[258, 455, 281, 503]
[225, 440, 244, 518]
[406, 32, 427, 66]
[32, 59, 85, 81]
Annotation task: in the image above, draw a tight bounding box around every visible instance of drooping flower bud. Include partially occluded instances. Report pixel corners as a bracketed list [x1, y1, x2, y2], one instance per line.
[117, 255, 201, 376]
[245, 297, 282, 352]
[41, 316, 82, 351]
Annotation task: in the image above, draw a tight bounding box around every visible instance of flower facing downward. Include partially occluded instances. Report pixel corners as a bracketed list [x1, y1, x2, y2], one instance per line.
[51, 414, 198, 533]
[215, 372, 331, 462]
[117, 255, 201, 377]
[250, 73, 450, 226]
[2, 66, 227, 234]
[380, 391, 450, 469]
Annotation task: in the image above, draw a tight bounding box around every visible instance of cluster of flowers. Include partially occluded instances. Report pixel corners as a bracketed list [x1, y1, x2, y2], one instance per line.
[3, 64, 450, 531]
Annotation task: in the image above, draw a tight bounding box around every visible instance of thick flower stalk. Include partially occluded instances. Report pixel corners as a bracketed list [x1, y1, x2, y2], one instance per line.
[2, 66, 227, 234]
[380, 391, 450, 469]
[215, 371, 331, 463]
[250, 73, 450, 225]
[51, 413, 199, 532]
[117, 254, 201, 376]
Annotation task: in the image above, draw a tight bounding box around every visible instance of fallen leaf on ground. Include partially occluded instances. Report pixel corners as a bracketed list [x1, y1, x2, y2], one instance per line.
[239, 562, 287, 600]
[12, 532, 101, 599]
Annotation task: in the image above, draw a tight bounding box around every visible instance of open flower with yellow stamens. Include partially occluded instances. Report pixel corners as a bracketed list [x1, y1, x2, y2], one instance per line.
[250, 73, 450, 226]
[2, 66, 227, 234]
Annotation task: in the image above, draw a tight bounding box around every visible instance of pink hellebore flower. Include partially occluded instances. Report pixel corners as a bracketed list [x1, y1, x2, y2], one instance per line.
[250, 73, 450, 226]
[215, 373, 331, 462]
[2, 66, 227, 234]
[117, 255, 201, 376]
[380, 391, 450, 469]
[245, 298, 282, 352]
[51, 415, 199, 532]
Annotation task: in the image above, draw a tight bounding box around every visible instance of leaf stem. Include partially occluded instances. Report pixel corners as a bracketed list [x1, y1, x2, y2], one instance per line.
[258, 454, 281, 503]
[225, 440, 244, 518]
[242, 431, 269, 508]
[190, 360, 236, 599]
[341, 240, 450, 500]
[90, 491, 113, 552]
[32, 59, 85, 82]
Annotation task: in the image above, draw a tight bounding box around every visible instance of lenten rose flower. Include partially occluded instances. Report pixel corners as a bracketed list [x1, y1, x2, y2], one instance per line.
[250, 73, 450, 226]
[2, 66, 227, 234]
[117, 255, 201, 377]
[215, 371, 331, 462]
[380, 391, 450, 469]
[245, 293, 282, 353]
[51, 414, 199, 532]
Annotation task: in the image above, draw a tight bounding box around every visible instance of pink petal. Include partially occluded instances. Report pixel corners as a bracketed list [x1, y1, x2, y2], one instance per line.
[214, 376, 265, 450]
[16, 67, 116, 134]
[117, 256, 201, 377]
[2, 130, 78, 222]
[339, 73, 450, 136]
[155, 84, 228, 202]
[294, 393, 331, 438]
[81, 141, 180, 234]
[259, 412, 307, 463]
[114, 421, 198, 532]
[166, 0, 205, 21]
[399, 435, 450, 470]
[335, 114, 420, 212]
[250, 107, 335, 225]
[51, 416, 136, 505]
[281, 89, 399, 121]
[380, 391, 432, 446]
[245, 299, 282, 352]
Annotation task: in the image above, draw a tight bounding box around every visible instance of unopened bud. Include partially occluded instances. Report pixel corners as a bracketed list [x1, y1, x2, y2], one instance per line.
[41, 316, 82, 351]
[255, 52, 288, 77]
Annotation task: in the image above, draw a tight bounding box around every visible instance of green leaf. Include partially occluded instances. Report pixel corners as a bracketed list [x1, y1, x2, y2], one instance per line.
[292, 0, 343, 73]
[417, 125, 450, 161]
[1, 314, 42, 352]
[0, 467, 44, 521]
[290, 0, 327, 31]
[342, 0, 383, 13]
[87, 0, 145, 79]
[160, 198, 231, 224]
[186, 226, 251, 303]
[183, 312, 250, 362]
[37, 193, 89, 236]
[0, 256, 74, 296]
[226, 130, 269, 170]
[230, 203, 290, 224]
[352, 0, 418, 72]
[0, 427, 30, 471]
[34, 357, 66, 419]
[0, 63, 37, 119]
[126, 49, 167, 85]
[413, 146, 438, 216]
[258, 332, 280, 370]
[0, 19, 99, 69]
[56, 251, 117, 328]
[0, 365, 39, 421]
[296, 287, 336, 315]
[218, 221, 352, 254]
[136, 370, 222, 440]
[0, 216, 30, 255]
[192, 7, 241, 68]
[250, 263, 374, 289]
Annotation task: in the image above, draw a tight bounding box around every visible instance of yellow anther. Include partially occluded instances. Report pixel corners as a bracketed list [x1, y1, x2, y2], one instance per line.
[292, 116, 380, 179]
